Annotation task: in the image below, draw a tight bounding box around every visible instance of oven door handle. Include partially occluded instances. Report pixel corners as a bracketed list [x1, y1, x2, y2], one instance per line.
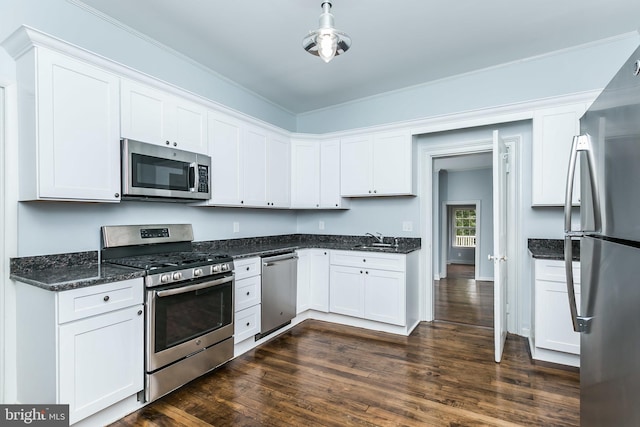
[155, 275, 233, 298]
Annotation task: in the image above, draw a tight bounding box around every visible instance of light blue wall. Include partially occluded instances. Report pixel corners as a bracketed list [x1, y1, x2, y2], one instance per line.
[443, 170, 493, 278]
[0, 0, 296, 130]
[296, 196, 420, 239]
[17, 202, 298, 256]
[296, 33, 640, 133]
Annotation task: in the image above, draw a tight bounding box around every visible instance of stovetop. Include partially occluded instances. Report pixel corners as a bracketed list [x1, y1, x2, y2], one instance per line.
[107, 251, 233, 272]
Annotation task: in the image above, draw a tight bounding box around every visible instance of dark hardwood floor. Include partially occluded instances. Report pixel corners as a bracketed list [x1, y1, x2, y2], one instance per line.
[435, 263, 494, 328]
[110, 320, 579, 426]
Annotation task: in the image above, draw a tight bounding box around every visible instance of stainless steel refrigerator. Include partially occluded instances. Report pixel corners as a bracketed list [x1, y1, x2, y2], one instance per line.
[564, 44, 640, 426]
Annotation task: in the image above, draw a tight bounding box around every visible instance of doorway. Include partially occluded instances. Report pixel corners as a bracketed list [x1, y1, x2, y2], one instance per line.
[433, 156, 494, 328]
[420, 129, 521, 361]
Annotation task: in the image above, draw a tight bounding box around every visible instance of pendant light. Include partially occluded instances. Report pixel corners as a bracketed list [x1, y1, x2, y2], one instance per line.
[302, 2, 351, 63]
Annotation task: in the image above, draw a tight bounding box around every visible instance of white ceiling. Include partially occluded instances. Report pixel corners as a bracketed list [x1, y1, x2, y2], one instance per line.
[76, 0, 640, 114]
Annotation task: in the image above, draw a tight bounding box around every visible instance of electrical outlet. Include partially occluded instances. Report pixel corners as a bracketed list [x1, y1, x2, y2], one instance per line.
[319, 220, 325, 230]
[402, 221, 413, 232]
[233, 222, 239, 233]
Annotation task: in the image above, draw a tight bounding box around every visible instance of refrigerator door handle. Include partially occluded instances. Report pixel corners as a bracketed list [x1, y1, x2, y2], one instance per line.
[564, 236, 592, 333]
[564, 134, 601, 234]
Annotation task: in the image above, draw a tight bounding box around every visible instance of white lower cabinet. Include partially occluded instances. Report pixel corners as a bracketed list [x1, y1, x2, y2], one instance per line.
[59, 305, 143, 424]
[297, 249, 330, 313]
[533, 259, 580, 366]
[15, 278, 144, 425]
[329, 250, 406, 326]
[329, 265, 365, 317]
[233, 257, 262, 343]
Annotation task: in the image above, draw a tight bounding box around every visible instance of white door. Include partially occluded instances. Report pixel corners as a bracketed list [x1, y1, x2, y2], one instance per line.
[492, 130, 509, 363]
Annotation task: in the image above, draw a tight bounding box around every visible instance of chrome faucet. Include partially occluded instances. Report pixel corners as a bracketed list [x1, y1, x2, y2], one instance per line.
[365, 232, 385, 244]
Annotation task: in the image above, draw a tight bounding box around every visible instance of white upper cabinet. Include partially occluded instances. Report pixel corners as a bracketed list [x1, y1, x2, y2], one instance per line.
[340, 129, 414, 197]
[291, 138, 348, 209]
[319, 139, 347, 208]
[207, 113, 289, 208]
[121, 79, 208, 154]
[242, 125, 269, 206]
[266, 133, 291, 208]
[291, 140, 321, 208]
[208, 112, 243, 205]
[15, 47, 121, 202]
[532, 103, 586, 206]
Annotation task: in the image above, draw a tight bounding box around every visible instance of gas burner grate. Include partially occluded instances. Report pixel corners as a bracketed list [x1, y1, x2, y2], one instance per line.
[108, 252, 232, 271]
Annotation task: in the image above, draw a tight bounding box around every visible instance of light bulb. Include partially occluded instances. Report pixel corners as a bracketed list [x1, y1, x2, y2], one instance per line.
[318, 32, 337, 63]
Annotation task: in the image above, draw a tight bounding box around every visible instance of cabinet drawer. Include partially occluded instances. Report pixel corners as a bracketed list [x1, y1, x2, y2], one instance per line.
[58, 278, 143, 324]
[535, 259, 580, 284]
[234, 257, 261, 280]
[330, 250, 405, 272]
[235, 275, 261, 312]
[234, 304, 261, 343]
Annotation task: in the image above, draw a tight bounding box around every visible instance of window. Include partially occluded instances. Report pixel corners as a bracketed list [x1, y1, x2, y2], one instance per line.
[453, 208, 476, 248]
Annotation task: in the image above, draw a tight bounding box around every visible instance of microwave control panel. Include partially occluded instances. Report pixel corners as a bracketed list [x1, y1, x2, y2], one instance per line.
[198, 165, 209, 193]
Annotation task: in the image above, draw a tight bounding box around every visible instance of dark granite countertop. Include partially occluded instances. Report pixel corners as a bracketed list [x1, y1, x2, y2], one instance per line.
[528, 238, 580, 261]
[10, 251, 146, 291]
[11, 234, 421, 291]
[193, 234, 421, 259]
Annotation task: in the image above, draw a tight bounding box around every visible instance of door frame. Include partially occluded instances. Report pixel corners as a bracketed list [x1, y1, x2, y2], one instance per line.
[419, 134, 521, 334]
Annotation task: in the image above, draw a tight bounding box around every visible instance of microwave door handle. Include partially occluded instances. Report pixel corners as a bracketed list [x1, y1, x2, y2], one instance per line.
[189, 162, 197, 192]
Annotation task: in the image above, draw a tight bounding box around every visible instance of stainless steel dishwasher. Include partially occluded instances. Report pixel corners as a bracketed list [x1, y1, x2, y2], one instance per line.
[259, 252, 298, 338]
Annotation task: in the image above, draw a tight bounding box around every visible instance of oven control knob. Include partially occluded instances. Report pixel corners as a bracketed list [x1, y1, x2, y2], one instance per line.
[172, 272, 183, 281]
[213, 265, 221, 273]
[160, 274, 170, 283]
[221, 263, 229, 271]
[194, 268, 203, 277]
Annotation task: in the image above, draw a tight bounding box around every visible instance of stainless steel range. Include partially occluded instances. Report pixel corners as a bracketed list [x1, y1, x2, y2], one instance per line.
[101, 224, 234, 402]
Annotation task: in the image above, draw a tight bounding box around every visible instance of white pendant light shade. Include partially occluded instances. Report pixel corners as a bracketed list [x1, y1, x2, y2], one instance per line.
[303, 2, 351, 63]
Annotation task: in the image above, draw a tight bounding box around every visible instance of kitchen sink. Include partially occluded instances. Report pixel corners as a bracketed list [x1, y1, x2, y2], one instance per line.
[351, 244, 398, 251]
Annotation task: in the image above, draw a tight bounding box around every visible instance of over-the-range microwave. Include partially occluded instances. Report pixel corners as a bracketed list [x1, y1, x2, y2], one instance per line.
[121, 138, 211, 201]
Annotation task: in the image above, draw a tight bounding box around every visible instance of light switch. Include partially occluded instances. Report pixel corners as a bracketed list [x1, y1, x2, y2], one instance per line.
[319, 220, 325, 230]
[402, 221, 413, 232]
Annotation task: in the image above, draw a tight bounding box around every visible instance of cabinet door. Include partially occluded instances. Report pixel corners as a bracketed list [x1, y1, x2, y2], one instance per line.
[208, 112, 243, 205]
[372, 130, 413, 195]
[309, 250, 330, 312]
[267, 134, 291, 207]
[242, 126, 268, 206]
[36, 49, 120, 201]
[59, 305, 143, 424]
[319, 139, 346, 208]
[296, 250, 311, 313]
[291, 140, 320, 208]
[364, 269, 406, 325]
[171, 96, 207, 154]
[340, 134, 373, 196]
[329, 265, 365, 318]
[120, 79, 168, 144]
[532, 104, 585, 206]
[535, 280, 581, 354]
